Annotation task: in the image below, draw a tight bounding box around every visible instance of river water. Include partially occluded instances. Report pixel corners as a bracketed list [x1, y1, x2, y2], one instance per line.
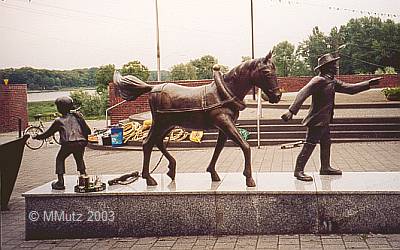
[28, 89, 96, 102]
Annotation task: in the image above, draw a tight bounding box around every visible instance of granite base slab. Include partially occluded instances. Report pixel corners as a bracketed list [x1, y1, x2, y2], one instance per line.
[23, 172, 400, 239]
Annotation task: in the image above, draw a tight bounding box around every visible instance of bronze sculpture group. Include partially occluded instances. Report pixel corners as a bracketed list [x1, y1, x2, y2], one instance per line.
[33, 50, 383, 189]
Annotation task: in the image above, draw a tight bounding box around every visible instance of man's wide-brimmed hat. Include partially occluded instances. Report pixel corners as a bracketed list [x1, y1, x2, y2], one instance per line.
[314, 53, 340, 71]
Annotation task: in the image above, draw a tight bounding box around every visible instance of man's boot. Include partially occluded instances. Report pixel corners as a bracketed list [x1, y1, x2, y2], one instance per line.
[320, 143, 342, 175]
[52, 174, 65, 190]
[294, 143, 315, 181]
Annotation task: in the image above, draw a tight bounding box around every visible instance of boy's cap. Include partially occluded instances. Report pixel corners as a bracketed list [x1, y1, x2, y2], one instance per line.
[55, 96, 74, 113]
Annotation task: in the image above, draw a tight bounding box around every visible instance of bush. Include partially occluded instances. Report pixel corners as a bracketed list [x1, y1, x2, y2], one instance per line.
[375, 67, 397, 75]
[70, 89, 108, 119]
[381, 87, 400, 101]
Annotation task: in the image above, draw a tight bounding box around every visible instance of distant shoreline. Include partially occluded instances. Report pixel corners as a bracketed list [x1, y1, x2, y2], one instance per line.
[27, 87, 96, 94]
[28, 88, 96, 102]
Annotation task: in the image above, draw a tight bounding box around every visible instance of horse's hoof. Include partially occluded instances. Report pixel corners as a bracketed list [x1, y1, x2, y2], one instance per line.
[210, 172, 221, 182]
[145, 176, 158, 186]
[207, 167, 221, 182]
[246, 177, 256, 187]
[167, 169, 176, 180]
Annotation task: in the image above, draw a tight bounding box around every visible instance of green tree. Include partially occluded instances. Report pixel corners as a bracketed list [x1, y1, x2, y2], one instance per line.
[339, 17, 400, 74]
[298, 26, 329, 73]
[95, 64, 115, 94]
[148, 70, 171, 81]
[190, 55, 219, 79]
[273, 41, 311, 76]
[70, 89, 107, 118]
[241, 56, 251, 62]
[0, 67, 98, 90]
[170, 63, 197, 80]
[273, 41, 296, 76]
[120, 60, 149, 81]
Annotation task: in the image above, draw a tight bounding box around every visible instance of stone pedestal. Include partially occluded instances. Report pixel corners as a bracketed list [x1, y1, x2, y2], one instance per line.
[23, 172, 400, 240]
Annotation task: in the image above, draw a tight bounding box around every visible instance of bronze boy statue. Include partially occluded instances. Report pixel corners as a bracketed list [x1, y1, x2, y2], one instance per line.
[33, 96, 91, 190]
[281, 53, 382, 181]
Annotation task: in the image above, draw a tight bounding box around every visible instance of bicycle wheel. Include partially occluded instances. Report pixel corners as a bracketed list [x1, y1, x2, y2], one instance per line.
[52, 131, 60, 145]
[24, 126, 45, 150]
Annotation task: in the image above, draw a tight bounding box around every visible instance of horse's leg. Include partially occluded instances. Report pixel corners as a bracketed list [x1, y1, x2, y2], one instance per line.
[155, 128, 176, 181]
[216, 114, 255, 187]
[206, 130, 227, 182]
[142, 124, 159, 186]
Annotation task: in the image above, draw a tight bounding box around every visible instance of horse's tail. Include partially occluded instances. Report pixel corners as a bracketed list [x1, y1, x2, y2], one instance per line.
[113, 70, 153, 101]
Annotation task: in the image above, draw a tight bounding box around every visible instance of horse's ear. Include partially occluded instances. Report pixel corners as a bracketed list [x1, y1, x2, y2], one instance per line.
[264, 51, 273, 63]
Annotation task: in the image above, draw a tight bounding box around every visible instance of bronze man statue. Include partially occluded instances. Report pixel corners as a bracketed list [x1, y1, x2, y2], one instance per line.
[33, 97, 91, 189]
[281, 53, 382, 181]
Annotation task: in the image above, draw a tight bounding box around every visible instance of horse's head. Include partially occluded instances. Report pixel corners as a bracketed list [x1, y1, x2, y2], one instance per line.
[251, 51, 281, 103]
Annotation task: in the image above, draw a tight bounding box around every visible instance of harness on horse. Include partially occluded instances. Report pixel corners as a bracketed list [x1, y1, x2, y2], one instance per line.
[150, 67, 246, 113]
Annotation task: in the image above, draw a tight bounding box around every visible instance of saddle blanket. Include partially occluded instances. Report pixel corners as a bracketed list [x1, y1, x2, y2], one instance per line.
[149, 82, 234, 113]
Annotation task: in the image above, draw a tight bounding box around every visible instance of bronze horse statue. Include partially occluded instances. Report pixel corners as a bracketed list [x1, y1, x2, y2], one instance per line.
[113, 52, 281, 187]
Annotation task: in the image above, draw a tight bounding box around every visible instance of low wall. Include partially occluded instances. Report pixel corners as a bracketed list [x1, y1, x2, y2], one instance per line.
[0, 84, 28, 133]
[108, 74, 399, 125]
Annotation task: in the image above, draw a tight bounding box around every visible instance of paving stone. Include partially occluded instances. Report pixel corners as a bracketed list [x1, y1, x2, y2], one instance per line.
[277, 245, 300, 250]
[342, 235, 366, 242]
[214, 242, 236, 249]
[366, 237, 390, 245]
[71, 242, 96, 249]
[299, 235, 321, 242]
[321, 245, 346, 250]
[258, 235, 279, 242]
[191, 247, 213, 250]
[389, 241, 400, 248]
[321, 238, 344, 245]
[136, 237, 158, 245]
[344, 241, 369, 248]
[387, 235, 400, 241]
[130, 244, 153, 249]
[56, 239, 81, 247]
[368, 245, 394, 249]
[194, 239, 216, 246]
[112, 240, 136, 248]
[53, 247, 77, 250]
[152, 241, 176, 247]
[278, 237, 299, 245]
[32, 243, 57, 249]
[171, 243, 195, 249]
[18, 241, 41, 248]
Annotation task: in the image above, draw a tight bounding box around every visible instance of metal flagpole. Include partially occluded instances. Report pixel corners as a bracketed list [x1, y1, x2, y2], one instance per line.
[155, 0, 161, 82]
[251, 0, 261, 148]
[251, 0, 256, 101]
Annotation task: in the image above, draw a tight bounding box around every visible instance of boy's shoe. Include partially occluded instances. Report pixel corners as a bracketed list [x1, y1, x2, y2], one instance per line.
[51, 181, 65, 190]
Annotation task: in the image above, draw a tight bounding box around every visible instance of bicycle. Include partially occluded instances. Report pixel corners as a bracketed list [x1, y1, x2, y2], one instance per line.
[24, 113, 61, 150]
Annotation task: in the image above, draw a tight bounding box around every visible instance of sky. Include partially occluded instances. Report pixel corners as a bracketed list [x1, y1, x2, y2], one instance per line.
[1, 0, 399, 71]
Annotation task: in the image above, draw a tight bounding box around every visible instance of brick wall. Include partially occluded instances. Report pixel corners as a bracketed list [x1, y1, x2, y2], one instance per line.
[278, 74, 399, 92]
[108, 74, 399, 125]
[0, 84, 28, 133]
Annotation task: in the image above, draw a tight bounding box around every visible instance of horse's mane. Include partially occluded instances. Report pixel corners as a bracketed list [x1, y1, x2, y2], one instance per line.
[223, 58, 262, 83]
